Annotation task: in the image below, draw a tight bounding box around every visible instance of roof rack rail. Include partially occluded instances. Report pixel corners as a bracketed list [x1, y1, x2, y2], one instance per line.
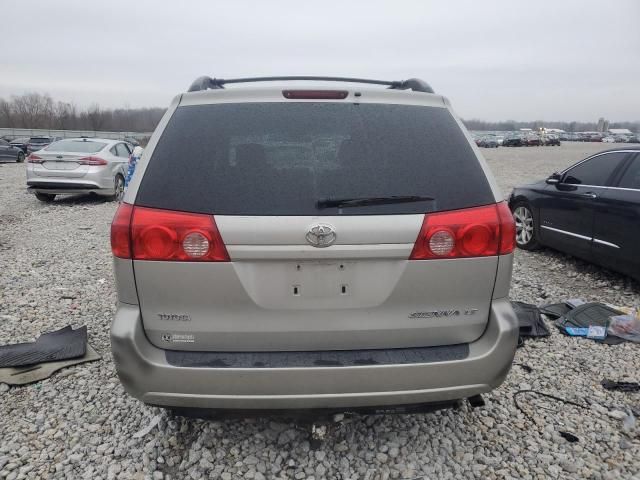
[187, 76, 434, 94]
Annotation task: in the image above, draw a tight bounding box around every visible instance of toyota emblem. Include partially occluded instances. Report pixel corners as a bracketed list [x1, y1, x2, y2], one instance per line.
[305, 224, 336, 248]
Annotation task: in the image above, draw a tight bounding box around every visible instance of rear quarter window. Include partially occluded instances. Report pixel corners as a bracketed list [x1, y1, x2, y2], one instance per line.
[563, 152, 628, 186]
[136, 102, 494, 215]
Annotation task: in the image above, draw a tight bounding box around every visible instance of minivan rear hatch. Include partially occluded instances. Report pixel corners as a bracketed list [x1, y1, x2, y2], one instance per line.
[131, 98, 500, 351]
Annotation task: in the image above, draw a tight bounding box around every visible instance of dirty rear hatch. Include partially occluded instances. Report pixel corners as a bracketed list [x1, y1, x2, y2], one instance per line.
[132, 99, 499, 351]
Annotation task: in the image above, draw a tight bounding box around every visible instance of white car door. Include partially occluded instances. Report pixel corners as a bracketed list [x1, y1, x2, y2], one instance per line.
[110, 143, 130, 177]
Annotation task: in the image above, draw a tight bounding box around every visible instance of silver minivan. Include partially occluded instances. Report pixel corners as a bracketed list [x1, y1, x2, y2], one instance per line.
[110, 76, 518, 414]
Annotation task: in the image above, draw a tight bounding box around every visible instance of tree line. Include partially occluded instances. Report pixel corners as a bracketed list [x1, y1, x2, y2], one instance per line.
[0, 93, 165, 132]
[1, 92, 637, 134]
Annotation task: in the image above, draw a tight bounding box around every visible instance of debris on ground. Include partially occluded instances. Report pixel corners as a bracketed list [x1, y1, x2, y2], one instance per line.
[553, 302, 627, 344]
[0, 326, 100, 385]
[0, 326, 89, 367]
[608, 308, 640, 342]
[132, 414, 162, 439]
[601, 379, 640, 392]
[511, 301, 550, 345]
[0, 345, 101, 386]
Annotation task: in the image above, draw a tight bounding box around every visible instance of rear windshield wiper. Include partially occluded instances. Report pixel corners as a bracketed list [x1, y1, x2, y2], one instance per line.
[316, 195, 435, 209]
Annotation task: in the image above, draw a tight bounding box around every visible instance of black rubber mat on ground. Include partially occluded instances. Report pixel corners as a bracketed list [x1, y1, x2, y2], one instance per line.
[0, 326, 87, 367]
[512, 301, 550, 338]
[539, 302, 573, 319]
[555, 303, 626, 345]
[0, 344, 100, 385]
[166, 343, 469, 368]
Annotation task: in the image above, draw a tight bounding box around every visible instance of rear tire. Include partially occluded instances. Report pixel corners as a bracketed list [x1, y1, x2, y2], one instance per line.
[113, 174, 125, 202]
[35, 192, 56, 202]
[512, 202, 540, 250]
[17, 152, 25, 163]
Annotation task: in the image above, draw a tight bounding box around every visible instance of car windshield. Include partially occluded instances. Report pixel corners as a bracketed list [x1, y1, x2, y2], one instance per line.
[45, 140, 107, 153]
[30, 138, 51, 144]
[137, 102, 494, 216]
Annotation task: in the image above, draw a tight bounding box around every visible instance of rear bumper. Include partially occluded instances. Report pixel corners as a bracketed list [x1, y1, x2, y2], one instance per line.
[111, 298, 518, 410]
[27, 181, 114, 196]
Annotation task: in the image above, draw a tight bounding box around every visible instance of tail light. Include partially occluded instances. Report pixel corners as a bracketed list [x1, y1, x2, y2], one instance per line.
[27, 154, 43, 163]
[496, 202, 516, 254]
[409, 202, 515, 260]
[110, 204, 230, 262]
[78, 156, 108, 166]
[111, 203, 134, 258]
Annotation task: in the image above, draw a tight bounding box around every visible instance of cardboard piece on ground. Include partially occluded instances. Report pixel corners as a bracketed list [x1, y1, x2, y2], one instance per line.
[0, 345, 101, 386]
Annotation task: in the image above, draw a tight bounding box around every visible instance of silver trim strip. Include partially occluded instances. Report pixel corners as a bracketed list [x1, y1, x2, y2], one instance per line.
[552, 184, 639, 192]
[561, 184, 608, 189]
[605, 185, 640, 192]
[593, 238, 620, 249]
[541, 225, 591, 241]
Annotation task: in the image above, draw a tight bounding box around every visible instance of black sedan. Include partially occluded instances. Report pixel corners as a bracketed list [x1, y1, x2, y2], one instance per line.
[509, 148, 640, 281]
[9, 137, 30, 153]
[503, 135, 525, 147]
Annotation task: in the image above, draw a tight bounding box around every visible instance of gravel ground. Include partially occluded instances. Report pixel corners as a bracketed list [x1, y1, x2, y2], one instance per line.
[0, 143, 639, 480]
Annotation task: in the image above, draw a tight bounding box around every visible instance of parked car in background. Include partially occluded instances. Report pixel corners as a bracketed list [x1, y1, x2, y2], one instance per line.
[123, 136, 140, 147]
[542, 135, 560, 146]
[523, 134, 541, 146]
[27, 136, 56, 153]
[26, 137, 131, 202]
[602, 136, 616, 143]
[9, 137, 30, 153]
[0, 139, 26, 162]
[503, 134, 524, 147]
[110, 75, 518, 415]
[477, 136, 499, 148]
[509, 148, 640, 281]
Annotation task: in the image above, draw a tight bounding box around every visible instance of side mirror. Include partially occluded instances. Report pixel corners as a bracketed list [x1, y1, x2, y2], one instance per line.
[546, 173, 561, 185]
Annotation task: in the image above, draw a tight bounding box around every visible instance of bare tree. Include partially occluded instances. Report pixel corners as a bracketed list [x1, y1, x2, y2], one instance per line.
[54, 101, 77, 130]
[0, 98, 13, 127]
[86, 103, 108, 131]
[11, 92, 55, 128]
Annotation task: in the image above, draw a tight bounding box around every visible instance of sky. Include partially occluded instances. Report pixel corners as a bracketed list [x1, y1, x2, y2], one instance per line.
[2, 0, 639, 121]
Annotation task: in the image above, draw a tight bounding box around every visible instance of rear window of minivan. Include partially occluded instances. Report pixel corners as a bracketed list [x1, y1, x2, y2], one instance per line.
[136, 102, 494, 215]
